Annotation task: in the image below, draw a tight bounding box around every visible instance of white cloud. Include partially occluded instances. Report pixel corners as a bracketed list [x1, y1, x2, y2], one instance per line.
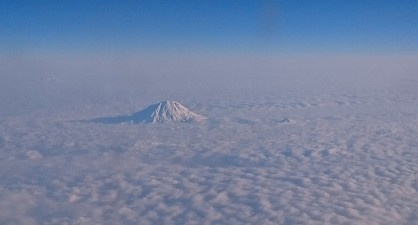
[0, 54, 417, 224]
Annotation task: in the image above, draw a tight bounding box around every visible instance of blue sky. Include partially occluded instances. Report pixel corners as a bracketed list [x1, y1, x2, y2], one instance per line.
[1, 0, 417, 54]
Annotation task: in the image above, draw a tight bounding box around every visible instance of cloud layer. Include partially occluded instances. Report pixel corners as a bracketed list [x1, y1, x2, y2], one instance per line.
[0, 54, 417, 224]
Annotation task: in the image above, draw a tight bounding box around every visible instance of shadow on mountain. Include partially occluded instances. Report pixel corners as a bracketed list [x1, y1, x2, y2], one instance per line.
[89, 101, 207, 124]
[89, 105, 158, 124]
[90, 115, 134, 124]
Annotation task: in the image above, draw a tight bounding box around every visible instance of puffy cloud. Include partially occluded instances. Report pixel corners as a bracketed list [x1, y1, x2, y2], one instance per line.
[0, 67, 417, 224]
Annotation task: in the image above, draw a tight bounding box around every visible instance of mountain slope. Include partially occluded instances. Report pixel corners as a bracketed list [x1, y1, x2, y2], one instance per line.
[130, 100, 206, 123]
[91, 100, 207, 124]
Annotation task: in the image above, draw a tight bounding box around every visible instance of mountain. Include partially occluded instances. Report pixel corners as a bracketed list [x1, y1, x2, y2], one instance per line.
[91, 100, 207, 124]
[130, 100, 206, 123]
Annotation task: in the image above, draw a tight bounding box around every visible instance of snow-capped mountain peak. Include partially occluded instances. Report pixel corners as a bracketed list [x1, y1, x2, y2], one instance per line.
[130, 100, 207, 123]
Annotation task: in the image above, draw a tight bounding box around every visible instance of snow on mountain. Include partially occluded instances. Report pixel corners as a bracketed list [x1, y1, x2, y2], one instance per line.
[130, 100, 207, 123]
[91, 100, 207, 124]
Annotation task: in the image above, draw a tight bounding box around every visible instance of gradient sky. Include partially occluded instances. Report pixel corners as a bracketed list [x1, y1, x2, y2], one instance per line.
[1, 0, 417, 54]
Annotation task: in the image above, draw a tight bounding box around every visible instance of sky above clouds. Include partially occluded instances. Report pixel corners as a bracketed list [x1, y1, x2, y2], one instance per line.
[1, 2, 418, 225]
[1, 0, 417, 54]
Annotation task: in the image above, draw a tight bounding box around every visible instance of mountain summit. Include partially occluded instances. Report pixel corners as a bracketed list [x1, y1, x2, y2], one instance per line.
[131, 100, 207, 123]
[91, 100, 207, 124]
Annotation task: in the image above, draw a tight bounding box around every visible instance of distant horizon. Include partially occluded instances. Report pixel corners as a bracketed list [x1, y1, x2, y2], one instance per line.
[1, 2, 418, 224]
[1, 0, 417, 55]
